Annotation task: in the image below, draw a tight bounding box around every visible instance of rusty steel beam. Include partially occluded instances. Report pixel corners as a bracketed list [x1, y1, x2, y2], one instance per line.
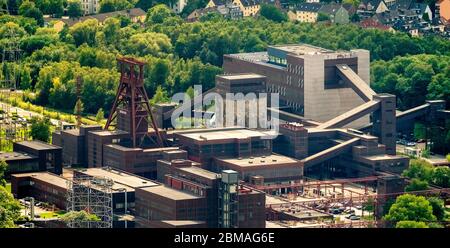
[104, 57, 164, 147]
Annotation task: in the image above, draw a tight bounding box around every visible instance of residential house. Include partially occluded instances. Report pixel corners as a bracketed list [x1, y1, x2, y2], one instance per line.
[206, 0, 226, 8]
[358, 0, 389, 19]
[171, 0, 188, 13]
[45, 8, 147, 29]
[409, 3, 432, 21]
[318, 3, 349, 24]
[218, 4, 244, 19]
[288, 2, 322, 22]
[80, 0, 100, 15]
[391, 0, 413, 10]
[233, 0, 262, 17]
[186, 4, 243, 22]
[342, 3, 357, 17]
[186, 7, 218, 22]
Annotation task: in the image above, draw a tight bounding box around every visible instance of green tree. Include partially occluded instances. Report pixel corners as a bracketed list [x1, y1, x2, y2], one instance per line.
[0, 21, 26, 39]
[405, 178, 429, 192]
[402, 159, 434, 182]
[0, 160, 7, 186]
[317, 12, 330, 22]
[431, 166, 450, 188]
[0, 185, 22, 228]
[30, 116, 51, 142]
[48, 0, 64, 17]
[427, 197, 445, 221]
[99, 0, 133, 13]
[150, 85, 170, 105]
[67, 0, 83, 18]
[102, 17, 120, 45]
[124, 32, 172, 57]
[259, 4, 287, 23]
[95, 108, 104, 122]
[61, 210, 101, 223]
[19, 1, 44, 26]
[146, 4, 173, 24]
[413, 123, 426, 140]
[384, 194, 436, 225]
[350, 13, 360, 22]
[19, 66, 32, 90]
[73, 99, 84, 115]
[395, 220, 429, 228]
[69, 19, 99, 46]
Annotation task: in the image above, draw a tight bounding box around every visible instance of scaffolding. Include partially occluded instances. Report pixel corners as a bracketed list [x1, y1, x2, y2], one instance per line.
[66, 175, 114, 228]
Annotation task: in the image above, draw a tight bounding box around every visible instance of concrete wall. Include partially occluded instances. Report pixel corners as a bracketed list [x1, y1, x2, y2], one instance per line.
[303, 54, 369, 127]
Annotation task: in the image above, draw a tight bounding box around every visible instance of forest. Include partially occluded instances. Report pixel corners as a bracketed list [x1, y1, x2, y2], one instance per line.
[1, 3, 450, 118]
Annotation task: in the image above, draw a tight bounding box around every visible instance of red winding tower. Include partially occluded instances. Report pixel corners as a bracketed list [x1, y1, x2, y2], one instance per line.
[104, 57, 164, 147]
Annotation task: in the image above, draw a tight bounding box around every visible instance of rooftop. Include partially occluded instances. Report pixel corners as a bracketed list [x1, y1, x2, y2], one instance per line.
[296, 2, 322, 12]
[0, 151, 37, 161]
[270, 44, 335, 56]
[15, 140, 61, 150]
[177, 166, 219, 180]
[74, 168, 159, 189]
[177, 128, 277, 142]
[218, 73, 266, 81]
[62, 128, 81, 136]
[90, 130, 129, 136]
[160, 220, 207, 226]
[13, 172, 68, 189]
[216, 154, 300, 168]
[139, 185, 202, 200]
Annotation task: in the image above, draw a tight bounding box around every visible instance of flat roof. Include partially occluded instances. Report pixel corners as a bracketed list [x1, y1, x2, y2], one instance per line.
[178, 128, 277, 142]
[161, 220, 206, 226]
[0, 151, 37, 161]
[216, 154, 300, 168]
[90, 130, 129, 136]
[361, 155, 407, 161]
[13, 172, 68, 189]
[177, 166, 219, 180]
[105, 144, 142, 151]
[75, 168, 159, 189]
[270, 44, 335, 55]
[139, 185, 202, 200]
[62, 129, 81, 136]
[218, 73, 266, 80]
[15, 140, 60, 150]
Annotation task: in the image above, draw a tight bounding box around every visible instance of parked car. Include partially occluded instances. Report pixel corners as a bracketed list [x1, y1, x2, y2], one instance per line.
[406, 141, 416, 147]
[346, 213, 356, 219]
[344, 209, 355, 214]
[350, 215, 361, 221]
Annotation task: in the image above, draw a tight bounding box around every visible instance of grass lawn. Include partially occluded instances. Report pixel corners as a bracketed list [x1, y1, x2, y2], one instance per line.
[5, 183, 11, 193]
[39, 210, 66, 219]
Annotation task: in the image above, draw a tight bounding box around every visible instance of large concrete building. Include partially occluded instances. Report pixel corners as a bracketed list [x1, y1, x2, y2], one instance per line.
[1, 140, 62, 177]
[223, 44, 371, 127]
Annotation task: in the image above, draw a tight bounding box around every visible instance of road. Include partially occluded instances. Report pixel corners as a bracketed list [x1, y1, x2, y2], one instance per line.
[0, 100, 70, 126]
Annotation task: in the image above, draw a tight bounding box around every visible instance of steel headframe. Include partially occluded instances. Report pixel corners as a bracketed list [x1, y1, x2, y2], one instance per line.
[104, 57, 164, 148]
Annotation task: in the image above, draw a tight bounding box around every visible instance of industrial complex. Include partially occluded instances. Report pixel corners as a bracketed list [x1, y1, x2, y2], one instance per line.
[2, 44, 449, 228]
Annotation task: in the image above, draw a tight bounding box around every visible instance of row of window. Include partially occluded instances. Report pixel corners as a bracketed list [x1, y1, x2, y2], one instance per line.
[267, 84, 287, 96]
